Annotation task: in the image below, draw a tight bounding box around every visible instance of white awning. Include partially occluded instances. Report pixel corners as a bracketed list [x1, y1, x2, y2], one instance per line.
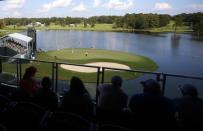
[8, 33, 32, 43]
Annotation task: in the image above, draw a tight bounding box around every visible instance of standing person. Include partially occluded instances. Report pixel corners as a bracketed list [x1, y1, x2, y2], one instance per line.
[61, 77, 93, 119]
[85, 50, 88, 56]
[34, 77, 58, 111]
[175, 84, 203, 129]
[19, 66, 38, 97]
[97, 75, 128, 111]
[129, 79, 176, 130]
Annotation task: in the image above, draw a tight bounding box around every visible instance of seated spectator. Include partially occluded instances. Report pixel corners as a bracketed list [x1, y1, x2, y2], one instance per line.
[19, 66, 38, 97]
[61, 77, 93, 119]
[175, 84, 203, 129]
[34, 77, 58, 111]
[96, 76, 129, 126]
[97, 76, 128, 111]
[129, 79, 176, 130]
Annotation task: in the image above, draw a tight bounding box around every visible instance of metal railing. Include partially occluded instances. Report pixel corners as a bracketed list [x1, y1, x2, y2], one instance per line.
[1, 55, 203, 99]
[101, 67, 203, 96]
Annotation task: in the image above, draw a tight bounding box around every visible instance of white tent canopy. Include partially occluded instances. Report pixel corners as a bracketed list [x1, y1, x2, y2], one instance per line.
[8, 33, 32, 43]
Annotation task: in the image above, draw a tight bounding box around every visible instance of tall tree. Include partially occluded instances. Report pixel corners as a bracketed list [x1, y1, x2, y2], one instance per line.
[159, 15, 170, 27]
[173, 16, 183, 34]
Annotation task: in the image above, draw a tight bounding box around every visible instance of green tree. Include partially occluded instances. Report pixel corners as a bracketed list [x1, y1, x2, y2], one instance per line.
[193, 21, 203, 36]
[0, 19, 4, 29]
[84, 21, 87, 28]
[147, 14, 159, 28]
[159, 15, 170, 27]
[173, 16, 183, 34]
[91, 23, 95, 28]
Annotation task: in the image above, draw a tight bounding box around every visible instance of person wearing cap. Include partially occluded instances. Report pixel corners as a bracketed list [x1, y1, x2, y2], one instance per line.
[129, 79, 176, 130]
[19, 66, 38, 97]
[174, 84, 203, 129]
[97, 75, 128, 111]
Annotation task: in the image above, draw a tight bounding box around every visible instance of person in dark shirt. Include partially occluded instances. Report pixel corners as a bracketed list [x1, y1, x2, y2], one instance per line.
[129, 79, 176, 130]
[175, 84, 203, 129]
[97, 76, 128, 112]
[34, 77, 58, 111]
[61, 77, 93, 119]
[97, 76, 129, 126]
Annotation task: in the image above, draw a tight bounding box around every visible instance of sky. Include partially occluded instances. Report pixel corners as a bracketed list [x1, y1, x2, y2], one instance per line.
[0, 0, 203, 18]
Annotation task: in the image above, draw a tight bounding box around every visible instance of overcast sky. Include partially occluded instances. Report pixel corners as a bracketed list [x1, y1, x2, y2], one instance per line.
[0, 0, 203, 18]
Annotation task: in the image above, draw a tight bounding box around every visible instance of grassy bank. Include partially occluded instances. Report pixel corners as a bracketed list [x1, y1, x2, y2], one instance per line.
[2, 49, 158, 83]
[36, 22, 192, 33]
[0, 21, 192, 37]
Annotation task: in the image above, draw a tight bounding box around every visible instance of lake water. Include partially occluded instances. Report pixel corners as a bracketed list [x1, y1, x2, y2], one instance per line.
[37, 30, 203, 98]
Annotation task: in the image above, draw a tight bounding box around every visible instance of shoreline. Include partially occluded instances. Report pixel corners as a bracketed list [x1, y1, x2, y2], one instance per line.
[0, 23, 194, 37]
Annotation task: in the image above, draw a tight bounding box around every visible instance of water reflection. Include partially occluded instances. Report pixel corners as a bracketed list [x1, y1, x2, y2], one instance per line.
[170, 34, 181, 56]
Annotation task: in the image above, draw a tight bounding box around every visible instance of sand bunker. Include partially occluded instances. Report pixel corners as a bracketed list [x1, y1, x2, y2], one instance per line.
[60, 62, 131, 73]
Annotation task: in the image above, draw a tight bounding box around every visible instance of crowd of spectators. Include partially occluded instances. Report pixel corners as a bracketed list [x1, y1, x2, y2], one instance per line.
[4, 39, 27, 53]
[0, 66, 203, 130]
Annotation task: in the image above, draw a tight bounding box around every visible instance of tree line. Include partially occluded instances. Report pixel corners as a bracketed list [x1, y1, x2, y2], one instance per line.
[113, 13, 171, 29]
[173, 12, 203, 35]
[0, 12, 203, 35]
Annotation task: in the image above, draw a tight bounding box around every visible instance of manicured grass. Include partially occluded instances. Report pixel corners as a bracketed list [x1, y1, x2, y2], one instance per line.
[36, 23, 123, 32]
[35, 48, 157, 82]
[2, 48, 158, 83]
[34, 21, 192, 33]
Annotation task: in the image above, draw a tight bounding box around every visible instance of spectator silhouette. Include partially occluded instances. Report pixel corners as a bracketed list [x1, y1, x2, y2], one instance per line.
[97, 76, 129, 126]
[97, 76, 128, 111]
[19, 66, 38, 97]
[61, 77, 93, 119]
[34, 77, 58, 111]
[129, 79, 176, 130]
[175, 84, 203, 129]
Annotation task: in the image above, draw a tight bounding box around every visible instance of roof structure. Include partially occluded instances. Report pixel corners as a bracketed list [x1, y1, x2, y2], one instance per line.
[8, 33, 32, 43]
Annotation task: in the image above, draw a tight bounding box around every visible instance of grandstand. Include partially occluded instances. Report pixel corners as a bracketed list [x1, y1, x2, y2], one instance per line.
[0, 33, 33, 59]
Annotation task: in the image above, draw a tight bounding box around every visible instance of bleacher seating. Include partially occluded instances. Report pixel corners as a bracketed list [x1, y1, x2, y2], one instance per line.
[4, 39, 27, 54]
